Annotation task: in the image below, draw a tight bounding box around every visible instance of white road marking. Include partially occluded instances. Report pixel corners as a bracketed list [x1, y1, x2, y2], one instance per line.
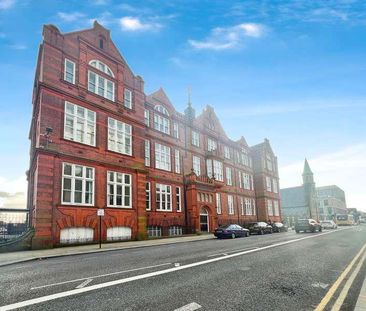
[174, 263, 180, 267]
[75, 279, 93, 289]
[174, 302, 202, 311]
[312, 282, 329, 289]
[0, 228, 353, 311]
[207, 247, 259, 257]
[31, 262, 172, 290]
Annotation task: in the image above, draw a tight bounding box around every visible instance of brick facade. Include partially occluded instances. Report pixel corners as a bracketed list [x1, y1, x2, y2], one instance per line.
[27, 22, 281, 248]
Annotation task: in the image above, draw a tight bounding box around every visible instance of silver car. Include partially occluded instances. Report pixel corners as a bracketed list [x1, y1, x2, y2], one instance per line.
[320, 220, 337, 229]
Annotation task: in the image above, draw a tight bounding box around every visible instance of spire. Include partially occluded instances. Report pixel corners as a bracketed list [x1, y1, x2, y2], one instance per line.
[302, 158, 314, 184]
[184, 86, 195, 121]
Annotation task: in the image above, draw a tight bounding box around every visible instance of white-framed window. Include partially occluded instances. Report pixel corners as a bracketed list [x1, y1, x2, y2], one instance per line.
[155, 143, 171, 171]
[213, 160, 223, 181]
[175, 150, 181, 174]
[252, 199, 256, 215]
[156, 184, 172, 211]
[64, 59, 75, 84]
[216, 193, 221, 214]
[266, 154, 273, 171]
[267, 199, 273, 216]
[173, 122, 179, 139]
[144, 109, 150, 126]
[224, 146, 231, 159]
[228, 195, 234, 215]
[266, 176, 272, 192]
[192, 131, 200, 147]
[207, 159, 213, 178]
[155, 105, 169, 115]
[146, 182, 151, 211]
[89, 60, 114, 77]
[144, 140, 150, 167]
[154, 114, 170, 134]
[243, 173, 251, 190]
[88, 71, 114, 101]
[124, 89, 132, 109]
[273, 179, 278, 193]
[240, 197, 245, 215]
[226, 167, 232, 186]
[147, 226, 161, 238]
[169, 226, 183, 236]
[238, 171, 242, 188]
[64, 102, 96, 146]
[176, 187, 182, 212]
[274, 200, 279, 216]
[108, 118, 132, 155]
[107, 171, 132, 208]
[245, 198, 253, 215]
[251, 175, 254, 190]
[207, 138, 217, 151]
[192, 155, 201, 176]
[62, 163, 94, 205]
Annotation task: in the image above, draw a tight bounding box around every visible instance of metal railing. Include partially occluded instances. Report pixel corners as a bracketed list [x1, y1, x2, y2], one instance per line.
[0, 208, 30, 242]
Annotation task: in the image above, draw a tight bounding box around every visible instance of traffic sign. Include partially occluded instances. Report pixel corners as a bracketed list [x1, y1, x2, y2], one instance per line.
[97, 209, 105, 216]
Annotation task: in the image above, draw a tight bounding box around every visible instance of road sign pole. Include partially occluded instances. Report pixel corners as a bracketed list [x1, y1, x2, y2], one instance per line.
[99, 215, 102, 249]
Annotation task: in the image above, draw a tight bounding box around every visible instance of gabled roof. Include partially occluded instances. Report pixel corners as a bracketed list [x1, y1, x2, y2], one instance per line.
[146, 87, 176, 113]
[250, 138, 274, 155]
[196, 105, 228, 139]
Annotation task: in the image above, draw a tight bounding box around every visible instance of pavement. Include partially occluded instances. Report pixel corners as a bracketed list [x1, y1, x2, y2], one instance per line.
[0, 234, 214, 267]
[0, 228, 365, 310]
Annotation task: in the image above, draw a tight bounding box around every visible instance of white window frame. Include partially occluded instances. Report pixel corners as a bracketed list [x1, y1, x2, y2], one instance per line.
[156, 184, 172, 211]
[64, 102, 96, 147]
[154, 113, 170, 135]
[266, 176, 272, 192]
[155, 143, 171, 171]
[88, 70, 115, 101]
[224, 146, 231, 159]
[273, 179, 278, 193]
[252, 199, 256, 216]
[240, 197, 245, 215]
[192, 130, 200, 147]
[62, 163, 94, 206]
[216, 193, 221, 214]
[193, 155, 201, 176]
[226, 167, 232, 186]
[176, 187, 182, 212]
[206, 159, 213, 178]
[175, 149, 181, 174]
[173, 122, 179, 139]
[243, 173, 251, 190]
[124, 88, 133, 109]
[228, 195, 234, 215]
[267, 199, 273, 216]
[146, 182, 151, 211]
[107, 171, 132, 208]
[89, 60, 114, 77]
[144, 109, 150, 126]
[64, 58, 75, 84]
[213, 160, 223, 181]
[169, 226, 183, 236]
[238, 171, 242, 188]
[144, 140, 150, 167]
[274, 200, 279, 216]
[207, 138, 217, 151]
[245, 198, 252, 215]
[266, 154, 273, 171]
[108, 117, 132, 156]
[147, 226, 162, 237]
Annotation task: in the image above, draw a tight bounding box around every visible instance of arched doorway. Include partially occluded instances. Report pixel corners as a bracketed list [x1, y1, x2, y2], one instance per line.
[200, 207, 209, 232]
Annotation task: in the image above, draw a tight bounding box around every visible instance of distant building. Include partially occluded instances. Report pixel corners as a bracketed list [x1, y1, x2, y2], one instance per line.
[316, 185, 347, 220]
[280, 159, 319, 224]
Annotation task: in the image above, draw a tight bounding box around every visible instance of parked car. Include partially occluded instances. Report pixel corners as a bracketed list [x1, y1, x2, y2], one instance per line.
[246, 222, 273, 235]
[320, 220, 337, 229]
[272, 222, 288, 232]
[214, 224, 250, 239]
[295, 219, 322, 233]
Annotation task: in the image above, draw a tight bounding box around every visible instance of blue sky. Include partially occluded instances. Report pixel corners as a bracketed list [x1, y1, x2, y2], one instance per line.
[0, 0, 365, 211]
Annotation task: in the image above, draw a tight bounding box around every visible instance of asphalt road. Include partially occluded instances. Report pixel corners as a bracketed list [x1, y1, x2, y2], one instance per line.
[0, 226, 365, 311]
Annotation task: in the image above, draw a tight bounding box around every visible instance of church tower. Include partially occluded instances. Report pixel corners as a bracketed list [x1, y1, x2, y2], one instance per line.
[302, 159, 319, 220]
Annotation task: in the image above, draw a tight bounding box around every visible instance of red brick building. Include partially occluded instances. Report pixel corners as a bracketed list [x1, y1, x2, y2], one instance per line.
[27, 22, 281, 249]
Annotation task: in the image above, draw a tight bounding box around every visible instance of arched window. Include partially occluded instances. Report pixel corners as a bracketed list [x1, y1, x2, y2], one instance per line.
[89, 60, 114, 78]
[154, 105, 169, 116]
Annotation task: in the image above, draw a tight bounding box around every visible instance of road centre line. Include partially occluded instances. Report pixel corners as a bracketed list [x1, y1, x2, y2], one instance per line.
[75, 279, 93, 289]
[0, 229, 350, 311]
[331, 244, 366, 311]
[314, 241, 366, 311]
[174, 302, 202, 311]
[31, 262, 172, 290]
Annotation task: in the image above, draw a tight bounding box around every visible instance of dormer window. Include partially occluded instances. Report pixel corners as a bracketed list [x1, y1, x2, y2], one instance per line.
[153, 105, 170, 134]
[89, 60, 114, 78]
[99, 39, 104, 49]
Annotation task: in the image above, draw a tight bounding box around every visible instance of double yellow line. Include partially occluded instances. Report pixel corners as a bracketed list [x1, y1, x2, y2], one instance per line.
[315, 242, 366, 311]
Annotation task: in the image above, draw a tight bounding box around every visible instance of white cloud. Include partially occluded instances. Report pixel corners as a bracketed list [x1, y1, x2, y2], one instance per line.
[0, 175, 27, 194]
[0, 0, 15, 10]
[57, 12, 86, 23]
[279, 144, 366, 212]
[188, 23, 265, 51]
[119, 16, 162, 31]
[7, 43, 27, 50]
